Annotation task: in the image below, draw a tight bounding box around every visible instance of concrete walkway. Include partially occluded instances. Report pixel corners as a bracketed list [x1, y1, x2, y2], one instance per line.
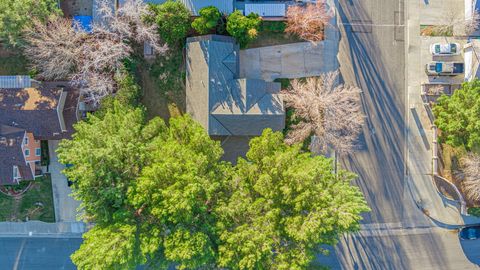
[240, 13, 340, 82]
[48, 140, 82, 223]
[0, 221, 85, 238]
[406, 0, 480, 226]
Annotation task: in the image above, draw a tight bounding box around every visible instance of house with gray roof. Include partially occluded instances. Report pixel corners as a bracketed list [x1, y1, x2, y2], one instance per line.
[186, 35, 284, 161]
[93, 0, 285, 22]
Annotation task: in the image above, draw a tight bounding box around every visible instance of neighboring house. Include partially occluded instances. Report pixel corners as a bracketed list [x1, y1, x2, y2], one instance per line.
[464, 39, 480, 81]
[93, 0, 285, 21]
[465, 0, 480, 36]
[0, 77, 79, 185]
[465, 0, 479, 21]
[186, 35, 285, 162]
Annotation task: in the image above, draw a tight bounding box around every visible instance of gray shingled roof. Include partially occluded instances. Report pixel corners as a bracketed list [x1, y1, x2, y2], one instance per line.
[186, 35, 285, 136]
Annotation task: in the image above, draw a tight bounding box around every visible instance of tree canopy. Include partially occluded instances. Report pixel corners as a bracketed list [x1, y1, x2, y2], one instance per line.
[57, 101, 165, 224]
[191, 6, 222, 35]
[148, 1, 191, 46]
[226, 11, 261, 48]
[217, 129, 370, 269]
[60, 100, 369, 269]
[59, 101, 228, 269]
[0, 0, 61, 47]
[433, 79, 480, 151]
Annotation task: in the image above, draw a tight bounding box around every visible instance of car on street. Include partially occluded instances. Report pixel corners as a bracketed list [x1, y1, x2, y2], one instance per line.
[425, 61, 464, 76]
[430, 43, 461, 56]
[459, 226, 480, 240]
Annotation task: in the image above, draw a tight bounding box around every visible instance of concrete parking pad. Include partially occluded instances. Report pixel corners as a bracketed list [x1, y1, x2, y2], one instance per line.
[240, 40, 340, 81]
[240, 16, 340, 82]
[259, 47, 282, 79]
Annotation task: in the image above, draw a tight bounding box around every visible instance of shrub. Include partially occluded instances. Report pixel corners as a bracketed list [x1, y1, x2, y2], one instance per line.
[468, 207, 480, 217]
[433, 79, 480, 151]
[191, 6, 222, 34]
[148, 1, 191, 46]
[0, 0, 61, 47]
[226, 11, 261, 48]
[40, 140, 50, 166]
[98, 71, 142, 114]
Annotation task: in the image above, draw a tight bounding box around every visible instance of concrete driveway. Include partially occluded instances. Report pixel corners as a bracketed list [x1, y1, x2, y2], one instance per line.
[48, 140, 82, 222]
[240, 18, 340, 82]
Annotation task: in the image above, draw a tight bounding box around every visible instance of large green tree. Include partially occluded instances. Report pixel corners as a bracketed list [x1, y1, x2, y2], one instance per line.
[148, 1, 191, 46]
[226, 11, 261, 48]
[59, 101, 229, 269]
[61, 100, 368, 269]
[57, 102, 166, 223]
[71, 223, 141, 270]
[0, 0, 61, 47]
[191, 6, 222, 35]
[433, 79, 480, 151]
[127, 115, 230, 269]
[216, 129, 370, 270]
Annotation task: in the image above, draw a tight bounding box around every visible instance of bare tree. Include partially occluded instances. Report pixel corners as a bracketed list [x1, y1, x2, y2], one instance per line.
[282, 70, 364, 154]
[285, 1, 332, 43]
[95, 0, 168, 53]
[23, 17, 83, 80]
[435, 10, 480, 36]
[23, 0, 167, 103]
[461, 153, 480, 203]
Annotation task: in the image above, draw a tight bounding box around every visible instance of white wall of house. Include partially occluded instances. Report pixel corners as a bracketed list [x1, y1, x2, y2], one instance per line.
[465, 47, 473, 81]
[466, 0, 473, 20]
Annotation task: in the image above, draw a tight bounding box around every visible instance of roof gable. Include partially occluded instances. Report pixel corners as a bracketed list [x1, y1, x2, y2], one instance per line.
[186, 35, 285, 137]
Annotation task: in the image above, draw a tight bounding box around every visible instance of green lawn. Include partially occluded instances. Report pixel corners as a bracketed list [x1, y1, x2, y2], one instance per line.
[0, 175, 55, 222]
[0, 48, 29, 75]
[138, 50, 185, 120]
[247, 21, 303, 49]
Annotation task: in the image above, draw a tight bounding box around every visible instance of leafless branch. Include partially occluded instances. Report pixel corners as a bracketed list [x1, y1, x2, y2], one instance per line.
[285, 1, 333, 43]
[23, 17, 84, 80]
[461, 153, 480, 203]
[435, 10, 480, 36]
[282, 70, 364, 154]
[23, 0, 167, 103]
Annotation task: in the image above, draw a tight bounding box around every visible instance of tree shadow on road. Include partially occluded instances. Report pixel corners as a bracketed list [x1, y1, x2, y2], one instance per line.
[317, 0, 454, 269]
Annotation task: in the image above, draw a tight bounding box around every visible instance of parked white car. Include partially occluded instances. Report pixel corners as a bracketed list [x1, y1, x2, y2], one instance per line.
[430, 43, 461, 56]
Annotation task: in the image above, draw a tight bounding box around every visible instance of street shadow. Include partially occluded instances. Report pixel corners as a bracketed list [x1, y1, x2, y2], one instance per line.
[410, 107, 430, 150]
[317, 0, 454, 269]
[336, 0, 406, 226]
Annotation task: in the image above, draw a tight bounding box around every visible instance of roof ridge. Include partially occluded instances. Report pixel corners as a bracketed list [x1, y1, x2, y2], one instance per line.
[222, 51, 238, 76]
[210, 114, 234, 135]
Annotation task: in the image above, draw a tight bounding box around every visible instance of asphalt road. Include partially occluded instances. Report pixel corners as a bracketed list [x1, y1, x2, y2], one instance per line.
[0, 237, 81, 270]
[317, 0, 480, 268]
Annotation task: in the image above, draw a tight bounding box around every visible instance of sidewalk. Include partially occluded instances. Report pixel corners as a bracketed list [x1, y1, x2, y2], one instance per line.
[0, 221, 85, 238]
[406, 0, 480, 226]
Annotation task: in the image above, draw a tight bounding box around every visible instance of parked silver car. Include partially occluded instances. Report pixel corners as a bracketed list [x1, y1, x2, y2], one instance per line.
[430, 43, 461, 56]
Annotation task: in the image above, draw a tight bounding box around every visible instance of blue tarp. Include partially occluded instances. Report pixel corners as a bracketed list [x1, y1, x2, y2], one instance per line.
[73, 15, 93, 33]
